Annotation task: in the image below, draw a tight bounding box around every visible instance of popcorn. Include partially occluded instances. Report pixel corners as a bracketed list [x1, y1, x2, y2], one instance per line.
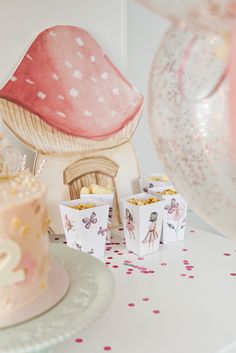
[128, 196, 161, 206]
[146, 175, 169, 182]
[69, 203, 95, 210]
[156, 188, 177, 196]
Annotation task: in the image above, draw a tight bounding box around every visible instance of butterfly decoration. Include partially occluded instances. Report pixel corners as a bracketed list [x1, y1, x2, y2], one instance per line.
[164, 198, 185, 221]
[82, 211, 97, 229]
[76, 243, 82, 251]
[87, 248, 94, 255]
[64, 214, 75, 232]
[143, 183, 154, 193]
[97, 226, 108, 237]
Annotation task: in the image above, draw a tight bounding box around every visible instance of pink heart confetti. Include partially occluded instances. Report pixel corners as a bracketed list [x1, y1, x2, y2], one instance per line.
[75, 338, 83, 343]
[153, 310, 160, 314]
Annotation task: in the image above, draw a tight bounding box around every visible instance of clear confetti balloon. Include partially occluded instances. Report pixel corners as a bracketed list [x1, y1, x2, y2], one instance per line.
[136, 0, 236, 34]
[149, 26, 236, 239]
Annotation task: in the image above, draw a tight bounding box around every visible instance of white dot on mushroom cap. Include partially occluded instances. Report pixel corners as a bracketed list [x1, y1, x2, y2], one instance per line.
[75, 37, 84, 46]
[37, 91, 46, 100]
[73, 70, 82, 79]
[101, 72, 108, 80]
[26, 54, 33, 60]
[25, 78, 34, 85]
[111, 110, 117, 116]
[52, 73, 59, 80]
[76, 51, 84, 58]
[56, 111, 66, 118]
[65, 60, 72, 68]
[69, 88, 79, 97]
[112, 87, 120, 96]
[90, 55, 96, 62]
[97, 96, 104, 103]
[84, 110, 92, 117]
[10, 76, 17, 82]
[49, 31, 56, 37]
[90, 76, 97, 82]
[58, 95, 64, 100]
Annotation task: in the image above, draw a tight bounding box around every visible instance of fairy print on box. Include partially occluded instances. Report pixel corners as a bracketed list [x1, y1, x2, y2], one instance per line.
[142, 212, 158, 250]
[125, 208, 135, 240]
[122, 193, 164, 256]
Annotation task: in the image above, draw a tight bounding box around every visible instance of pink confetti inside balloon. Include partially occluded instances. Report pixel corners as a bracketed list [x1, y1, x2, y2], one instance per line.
[149, 26, 236, 239]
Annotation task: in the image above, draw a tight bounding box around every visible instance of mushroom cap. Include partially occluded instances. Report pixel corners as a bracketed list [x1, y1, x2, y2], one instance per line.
[0, 25, 143, 143]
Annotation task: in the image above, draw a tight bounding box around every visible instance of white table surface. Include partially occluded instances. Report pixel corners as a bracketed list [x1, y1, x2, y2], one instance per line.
[50, 222, 236, 353]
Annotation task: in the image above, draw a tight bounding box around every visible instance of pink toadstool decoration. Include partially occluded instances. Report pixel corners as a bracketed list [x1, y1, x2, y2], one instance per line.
[0, 25, 144, 234]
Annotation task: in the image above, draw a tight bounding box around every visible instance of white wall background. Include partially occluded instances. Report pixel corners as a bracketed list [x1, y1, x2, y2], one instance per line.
[127, 0, 169, 175]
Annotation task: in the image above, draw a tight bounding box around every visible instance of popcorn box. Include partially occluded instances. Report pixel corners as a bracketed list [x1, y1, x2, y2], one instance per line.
[121, 193, 164, 256]
[59, 199, 109, 258]
[149, 187, 188, 244]
[139, 173, 172, 193]
[80, 193, 114, 243]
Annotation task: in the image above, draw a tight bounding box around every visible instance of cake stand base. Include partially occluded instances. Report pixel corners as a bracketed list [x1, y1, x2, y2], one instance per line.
[0, 259, 70, 329]
[0, 244, 114, 353]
